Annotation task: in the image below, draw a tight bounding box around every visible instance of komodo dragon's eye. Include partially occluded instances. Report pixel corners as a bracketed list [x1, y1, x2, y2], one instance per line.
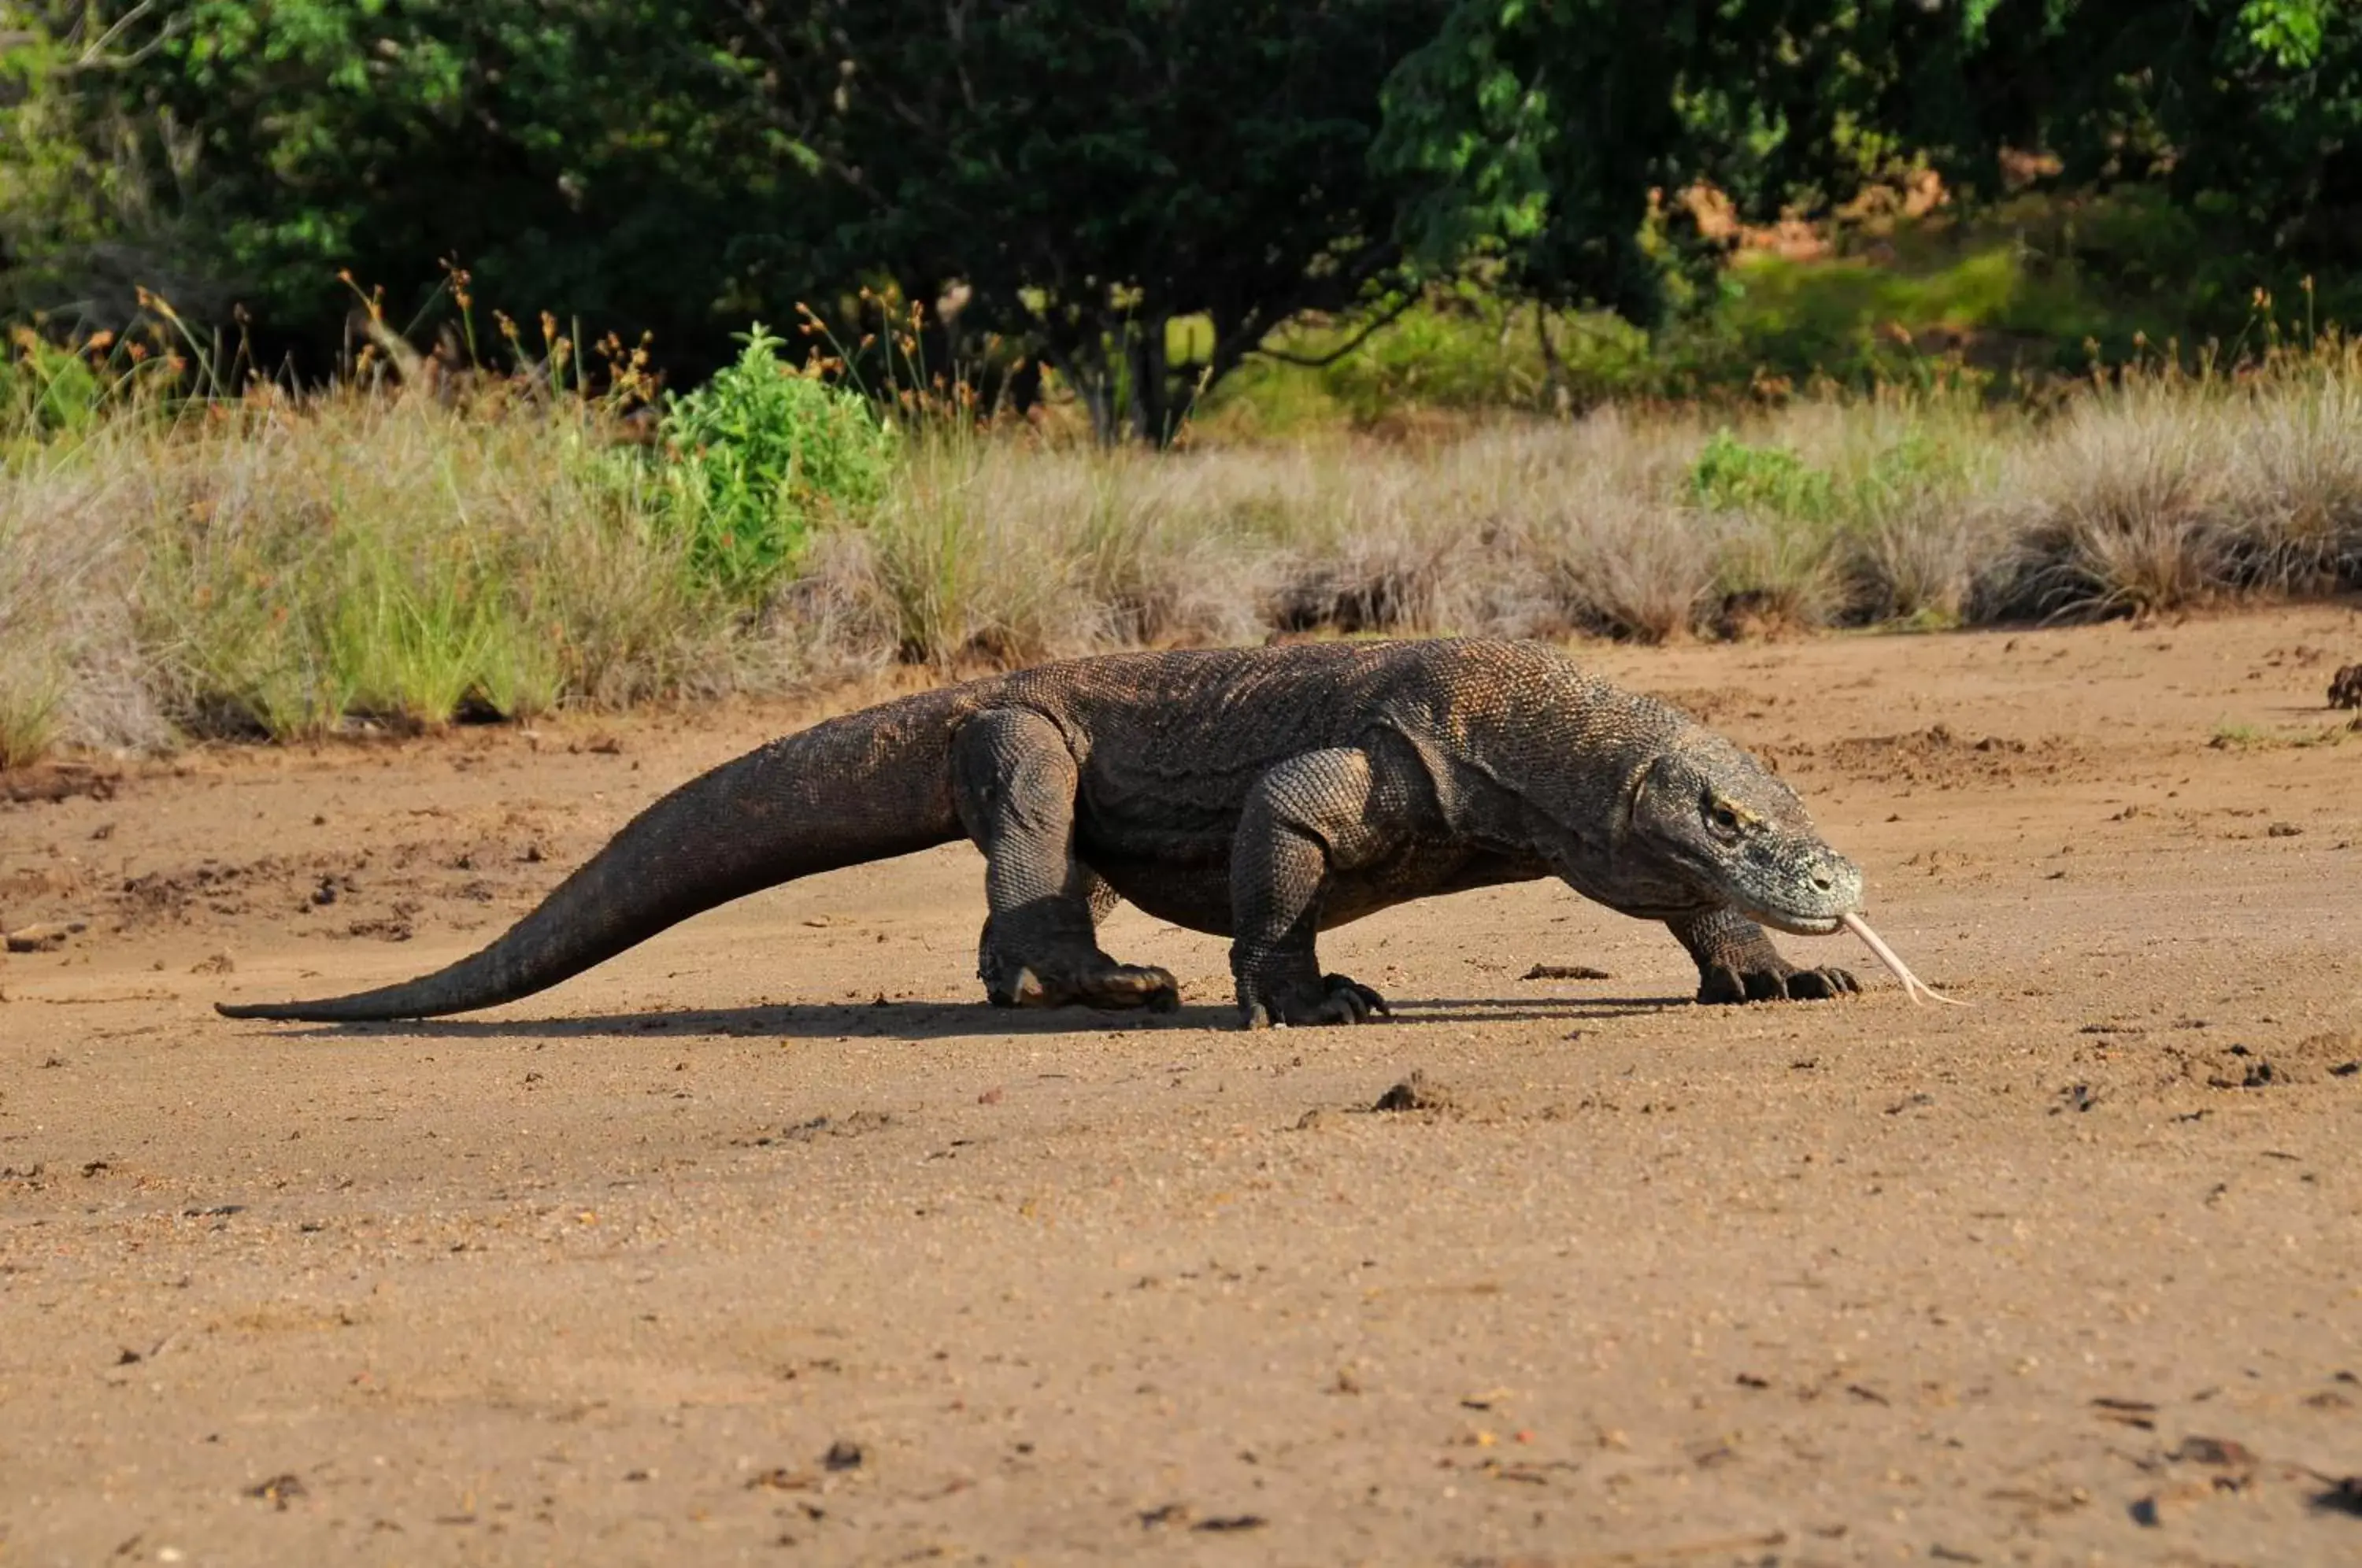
[1705, 800, 1743, 839]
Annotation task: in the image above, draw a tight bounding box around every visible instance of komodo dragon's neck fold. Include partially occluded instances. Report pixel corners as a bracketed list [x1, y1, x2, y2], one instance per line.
[1403, 678, 1680, 910]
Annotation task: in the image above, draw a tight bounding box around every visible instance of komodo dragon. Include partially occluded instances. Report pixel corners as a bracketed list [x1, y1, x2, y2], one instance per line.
[218, 639, 1949, 1027]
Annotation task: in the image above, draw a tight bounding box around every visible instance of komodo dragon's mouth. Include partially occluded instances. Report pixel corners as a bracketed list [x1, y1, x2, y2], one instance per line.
[1717, 835, 1957, 1005]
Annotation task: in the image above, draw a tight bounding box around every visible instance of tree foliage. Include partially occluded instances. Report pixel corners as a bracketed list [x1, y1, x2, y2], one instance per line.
[1934, 1, 2362, 263]
[2, 1, 2359, 437]
[2, 2, 797, 360]
[1379, 1, 2362, 320]
[2, 0, 1440, 438]
[1374, 3, 1964, 319]
[724, 0, 1446, 442]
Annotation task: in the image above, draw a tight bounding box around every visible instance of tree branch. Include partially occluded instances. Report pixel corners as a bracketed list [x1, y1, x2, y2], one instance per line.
[1251, 290, 1418, 368]
[56, 0, 186, 75]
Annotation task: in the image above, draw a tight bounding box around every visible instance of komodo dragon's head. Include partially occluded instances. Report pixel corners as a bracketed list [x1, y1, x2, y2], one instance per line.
[1607, 727, 1863, 936]
[1494, 661, 1957, 1003]
[1608, 726, 1959, 1005]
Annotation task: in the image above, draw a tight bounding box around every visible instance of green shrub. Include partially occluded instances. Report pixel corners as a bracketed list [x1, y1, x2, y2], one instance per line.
[657, 325, 898, 600]
[0, 329, 138, 442]
[1688, 431, 1836, 520]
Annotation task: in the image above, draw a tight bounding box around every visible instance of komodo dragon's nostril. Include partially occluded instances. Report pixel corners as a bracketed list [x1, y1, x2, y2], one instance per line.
[1812, 873, 1834, 892]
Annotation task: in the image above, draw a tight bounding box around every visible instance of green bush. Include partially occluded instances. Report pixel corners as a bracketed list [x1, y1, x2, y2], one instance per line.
[1688, 431, 1835, 520]
[657, 325, 898, 601]
[1, 330, 120, 439]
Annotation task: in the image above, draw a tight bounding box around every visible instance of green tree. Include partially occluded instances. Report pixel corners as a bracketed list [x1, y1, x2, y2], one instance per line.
[1378, 2, 2362, 326]
[4, 2, 807, 368]
[1375, 2, 2001, 321]
[0, 2, 205, 320]
[727, 0, 1448, 442]
[1921, 1, 2362, 267]
[15, 0, 2353, 420]
[6, 0, 1449, 440]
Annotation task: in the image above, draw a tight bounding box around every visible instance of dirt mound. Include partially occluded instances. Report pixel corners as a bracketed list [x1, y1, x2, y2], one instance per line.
[2059, 1024, 2362, 1108]
[2160, 1029, 2362, 1093]
[116, 857, 289, 924]
[109, 851, 478, 945]
[0, 764, 120, 806]
[1371, 1071, 1455, 1113]
[1792, 723, 2085, 788]
[1643, 686, 1758, 724]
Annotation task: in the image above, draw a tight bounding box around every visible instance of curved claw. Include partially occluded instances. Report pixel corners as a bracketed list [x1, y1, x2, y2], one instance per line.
[994, 967, 1046, 1008]
[1322, 973, 1390, 1022]
[1088, 963, 1181, 1011]
[1784, 965, 1860, 1000]
[1316, 990, 1371, 1025]
[1697, 963, 1860, 1005]
[991, 961, 1182, 1011]
[1238, 972, 1390, 1028]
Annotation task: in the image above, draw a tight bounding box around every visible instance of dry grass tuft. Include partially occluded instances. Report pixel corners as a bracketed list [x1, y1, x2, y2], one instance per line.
[131, 399, 760, 735]
[2, 393, 769, 757]
[0, 456, 165, 763]
[2219, 374, 2362, 591]
[1983, 386, 2234, 620]
[1850, 496, 1994, 626]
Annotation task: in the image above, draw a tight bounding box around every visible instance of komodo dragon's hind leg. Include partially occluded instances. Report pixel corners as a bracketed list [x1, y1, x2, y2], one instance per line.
[1668, 907, 1859, 1004]
[952, 710, 1179, 1012]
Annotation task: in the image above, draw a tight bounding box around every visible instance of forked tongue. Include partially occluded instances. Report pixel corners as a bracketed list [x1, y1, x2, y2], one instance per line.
[1837, 910, 1965, 1007]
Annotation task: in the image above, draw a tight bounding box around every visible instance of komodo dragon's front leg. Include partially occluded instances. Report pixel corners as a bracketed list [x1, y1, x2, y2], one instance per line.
[952, 710, 1178, 1011]
[1230, 748, 1399, 1028]
[1668, 906, 1860, 1004]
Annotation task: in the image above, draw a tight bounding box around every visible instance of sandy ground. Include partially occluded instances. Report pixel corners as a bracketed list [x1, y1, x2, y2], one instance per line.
[3, 606, 2360, 1567]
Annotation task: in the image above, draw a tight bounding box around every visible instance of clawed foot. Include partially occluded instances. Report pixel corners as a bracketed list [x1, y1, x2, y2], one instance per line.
[1695, 962, 1860, 1005]
[990, 960, 1180, 1012]
[1240, 972, 1391, 1030]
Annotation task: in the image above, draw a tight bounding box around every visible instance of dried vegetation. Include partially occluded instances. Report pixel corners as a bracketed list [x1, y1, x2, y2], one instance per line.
[6, 335, 2362, 769]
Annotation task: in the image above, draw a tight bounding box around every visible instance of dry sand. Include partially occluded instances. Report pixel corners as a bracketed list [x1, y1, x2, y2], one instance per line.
[4, 605, 2360, 1566]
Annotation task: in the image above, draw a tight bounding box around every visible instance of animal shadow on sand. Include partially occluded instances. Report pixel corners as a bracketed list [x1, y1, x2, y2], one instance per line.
[248, 993, 1684, 1043]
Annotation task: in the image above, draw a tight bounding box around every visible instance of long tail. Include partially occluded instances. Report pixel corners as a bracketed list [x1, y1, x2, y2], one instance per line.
[217, 690, 970, 1022]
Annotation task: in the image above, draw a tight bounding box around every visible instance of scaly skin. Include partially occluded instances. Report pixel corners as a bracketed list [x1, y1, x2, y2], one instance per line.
[216, 640, 1869, 1027]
